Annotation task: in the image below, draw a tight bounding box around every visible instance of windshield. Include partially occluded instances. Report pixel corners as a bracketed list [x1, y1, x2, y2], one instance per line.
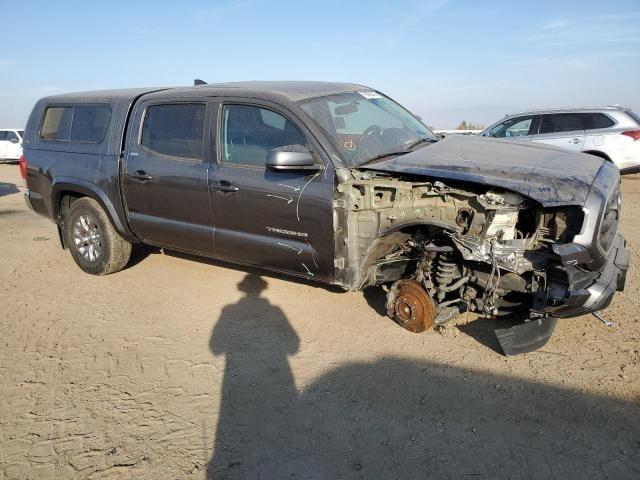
[299, 91, 435, 167]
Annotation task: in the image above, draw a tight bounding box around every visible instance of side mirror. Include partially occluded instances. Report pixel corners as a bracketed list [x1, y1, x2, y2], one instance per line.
[9, 137, 19, 144]
[266, 146, 321, 172]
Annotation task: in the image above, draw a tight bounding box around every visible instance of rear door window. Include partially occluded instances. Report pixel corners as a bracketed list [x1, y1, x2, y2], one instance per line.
[0, 131, 7, 141]
[581, 113, 615, 130]
[40, 105, 110, 143]
[540, 113, 583, 134]
[141, 103, 206, 159]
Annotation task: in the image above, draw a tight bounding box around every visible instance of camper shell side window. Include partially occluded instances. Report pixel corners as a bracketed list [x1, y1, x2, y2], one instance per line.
[39, 105, 111, 144]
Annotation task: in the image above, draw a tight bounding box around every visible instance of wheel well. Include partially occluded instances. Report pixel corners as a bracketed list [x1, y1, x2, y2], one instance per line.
[583, 150, 611, 162]
[57, 191, 87, 249]
[52, 184, 139, 244]
[360, 224, 449, 288]
[58, 191, 85, 218]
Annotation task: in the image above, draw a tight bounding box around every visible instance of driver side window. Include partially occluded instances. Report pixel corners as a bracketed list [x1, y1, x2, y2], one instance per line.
[488, 116, 534, 138]
[221, 104, 306, 167]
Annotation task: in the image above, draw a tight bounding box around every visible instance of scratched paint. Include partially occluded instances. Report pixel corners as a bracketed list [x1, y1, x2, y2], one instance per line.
[266, 194, 293, 204]
[277, 242, 303, 255]
[296, 173, 320, 222]
[301, 262, 314, 276]
[305, 239, 319, 269]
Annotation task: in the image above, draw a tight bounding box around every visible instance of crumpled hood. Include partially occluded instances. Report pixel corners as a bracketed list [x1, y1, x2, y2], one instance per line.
[362, 135, 604, 207]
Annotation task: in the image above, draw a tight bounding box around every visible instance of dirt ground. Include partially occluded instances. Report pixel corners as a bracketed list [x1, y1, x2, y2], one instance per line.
[1, 163, 639, 479]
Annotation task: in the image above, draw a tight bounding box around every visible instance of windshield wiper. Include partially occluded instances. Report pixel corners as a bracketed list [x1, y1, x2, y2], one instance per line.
[358, 150, 410, 167]
[404, 137, 437, 151]
[357, 137, 437, 167]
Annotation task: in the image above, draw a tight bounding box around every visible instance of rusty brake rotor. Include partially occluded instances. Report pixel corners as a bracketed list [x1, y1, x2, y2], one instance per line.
[387, 280, 436, 333]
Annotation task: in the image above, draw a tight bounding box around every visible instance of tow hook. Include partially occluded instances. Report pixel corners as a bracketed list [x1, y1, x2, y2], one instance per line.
[592, 311, 615, 328]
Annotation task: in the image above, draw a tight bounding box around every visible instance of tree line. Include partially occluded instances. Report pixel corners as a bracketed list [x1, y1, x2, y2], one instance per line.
[456, 121, 484, 130]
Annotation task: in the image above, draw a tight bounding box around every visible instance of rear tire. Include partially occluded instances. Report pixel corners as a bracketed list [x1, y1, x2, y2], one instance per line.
[64, 197, 132, 275]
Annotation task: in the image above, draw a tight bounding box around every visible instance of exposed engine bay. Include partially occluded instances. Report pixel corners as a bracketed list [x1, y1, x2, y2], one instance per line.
[334, 170, 584, 336]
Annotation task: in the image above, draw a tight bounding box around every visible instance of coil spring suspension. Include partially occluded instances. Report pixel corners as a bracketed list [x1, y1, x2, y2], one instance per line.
[435, 251, 458, 287]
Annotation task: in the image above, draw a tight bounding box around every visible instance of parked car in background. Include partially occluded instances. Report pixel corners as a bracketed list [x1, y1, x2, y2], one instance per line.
[434, 129, 483, 137]
[479, 107, 640, 174]
[0, 128, 24, 163]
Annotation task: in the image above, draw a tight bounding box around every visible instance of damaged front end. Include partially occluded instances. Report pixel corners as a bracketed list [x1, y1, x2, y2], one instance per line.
[334, 162, 628, 355]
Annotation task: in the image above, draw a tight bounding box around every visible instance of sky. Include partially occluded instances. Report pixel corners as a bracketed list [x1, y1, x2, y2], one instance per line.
[1, 0, 639, 129]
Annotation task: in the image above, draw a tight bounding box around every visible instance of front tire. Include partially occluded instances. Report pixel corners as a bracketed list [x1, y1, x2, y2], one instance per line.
[64, 197, 132, 275]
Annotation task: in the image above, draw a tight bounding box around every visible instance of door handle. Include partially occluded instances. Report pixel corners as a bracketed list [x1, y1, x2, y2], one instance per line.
[209, 181, 239, 193]
[127, 170, 153, 182]
[570, 138, 581, 144]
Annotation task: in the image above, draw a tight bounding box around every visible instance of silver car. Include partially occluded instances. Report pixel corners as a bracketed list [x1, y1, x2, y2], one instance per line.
[479, 107, 640, 174]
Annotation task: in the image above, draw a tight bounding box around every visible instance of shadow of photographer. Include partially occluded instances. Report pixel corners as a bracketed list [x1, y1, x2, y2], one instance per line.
[207, 274, 305, 478]
[207, 274, 640, 479]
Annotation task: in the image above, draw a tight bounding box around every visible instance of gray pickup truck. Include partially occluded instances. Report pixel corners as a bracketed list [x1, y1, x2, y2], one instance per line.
[21, 81, 628, 355]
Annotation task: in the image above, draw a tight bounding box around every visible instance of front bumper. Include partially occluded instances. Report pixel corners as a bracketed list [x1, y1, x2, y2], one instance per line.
[540, 233, 628, 318]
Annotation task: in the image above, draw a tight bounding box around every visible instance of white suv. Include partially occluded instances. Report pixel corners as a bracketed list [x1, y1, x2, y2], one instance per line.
[0, 128, 24, 163]
[479, 107, 640, 174]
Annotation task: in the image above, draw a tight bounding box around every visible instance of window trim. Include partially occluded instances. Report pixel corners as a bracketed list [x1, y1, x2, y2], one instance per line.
[529, 115, 543, 135]
[138, 101, 208, 161]
[216, 101, 310, 170]
[38, 104, 112, 144]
